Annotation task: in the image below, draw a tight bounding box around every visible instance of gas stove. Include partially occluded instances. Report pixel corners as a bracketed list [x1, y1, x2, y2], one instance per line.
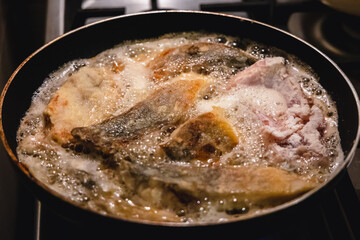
[2, 0, 360, 239]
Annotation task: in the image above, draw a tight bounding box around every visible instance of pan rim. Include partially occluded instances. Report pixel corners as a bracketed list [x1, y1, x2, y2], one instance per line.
[0, 10, 359, 227]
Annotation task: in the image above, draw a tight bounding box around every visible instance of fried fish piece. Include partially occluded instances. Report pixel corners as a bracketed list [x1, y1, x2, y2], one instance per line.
[71, 74, 206, 155]
[118, 160, 316, 217]
[44, 65, 125, 144]
[160, 107, 239, 162]
[147, 42, 255, 83]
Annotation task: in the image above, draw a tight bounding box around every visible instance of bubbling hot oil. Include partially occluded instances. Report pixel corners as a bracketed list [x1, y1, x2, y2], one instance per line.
[16, 32, 343, 223]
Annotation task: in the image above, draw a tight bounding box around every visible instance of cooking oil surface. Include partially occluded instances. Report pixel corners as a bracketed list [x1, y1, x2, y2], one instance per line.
[16, 32, 343, 223]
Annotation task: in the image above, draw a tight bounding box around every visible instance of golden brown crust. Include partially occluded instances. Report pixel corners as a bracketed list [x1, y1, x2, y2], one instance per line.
[147, 42, 254, 83]
[161, 107, 239, 162]
[44, 65, 125, 144]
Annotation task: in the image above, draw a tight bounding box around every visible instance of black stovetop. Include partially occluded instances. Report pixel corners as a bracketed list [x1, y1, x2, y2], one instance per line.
[1, 1, 360, 239]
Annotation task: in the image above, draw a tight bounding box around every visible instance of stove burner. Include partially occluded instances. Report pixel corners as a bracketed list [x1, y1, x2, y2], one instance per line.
[72, 8, 125, 29]
[143, 0, 173, 11]
[288, 12, 360, 63]
[201, 0, 325, 28]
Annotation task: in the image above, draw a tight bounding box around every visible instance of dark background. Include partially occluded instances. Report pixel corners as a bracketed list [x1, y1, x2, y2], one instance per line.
[1, 1, 360, 239]
[0, 0, 46, 239]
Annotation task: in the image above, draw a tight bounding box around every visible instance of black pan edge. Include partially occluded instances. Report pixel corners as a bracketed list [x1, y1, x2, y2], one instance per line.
[0, 10, 359, 227]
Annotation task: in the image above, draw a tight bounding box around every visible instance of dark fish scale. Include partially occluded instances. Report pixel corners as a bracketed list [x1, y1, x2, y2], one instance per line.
[70, 78, 205, 155]
[148, 42, 256, 83]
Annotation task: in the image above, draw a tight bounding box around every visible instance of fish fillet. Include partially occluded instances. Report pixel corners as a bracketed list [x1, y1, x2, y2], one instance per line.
[118, 160, 315, 215]
[71, 74, 206, 155]
[161, 107, 239, 162]
[147, 42, 255, 82]
[227, 57, 332, 168]
[44, 65, 125, 144]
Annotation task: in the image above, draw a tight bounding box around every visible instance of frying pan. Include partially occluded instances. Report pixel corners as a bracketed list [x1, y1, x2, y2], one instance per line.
[1, 10, 359, 235]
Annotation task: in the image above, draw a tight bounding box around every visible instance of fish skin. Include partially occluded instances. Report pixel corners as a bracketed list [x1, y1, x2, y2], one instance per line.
[118, 159, 316, 216]
[71, 77, 206, 155]
[148, 42, 256, 83]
